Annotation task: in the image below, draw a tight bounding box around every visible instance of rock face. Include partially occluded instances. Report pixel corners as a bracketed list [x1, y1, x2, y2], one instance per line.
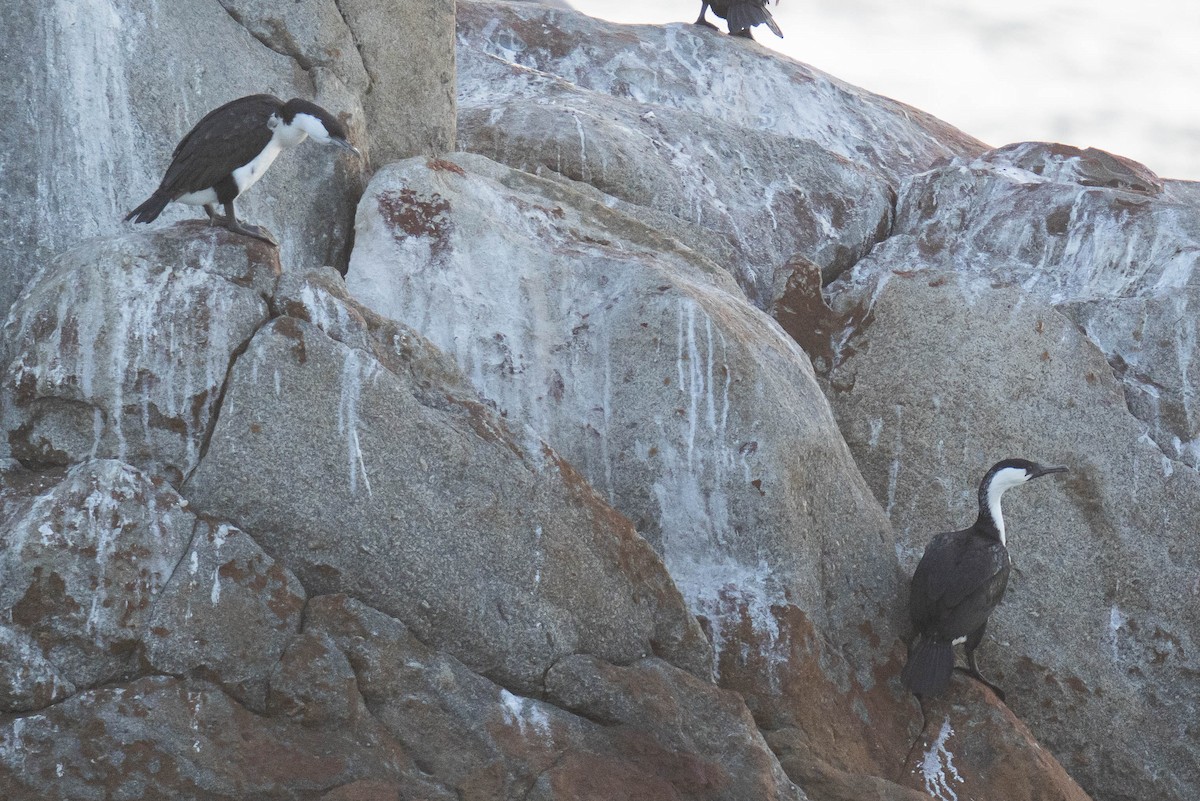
[821, 145, 1200, 801]
[5, 2, 1181, 800]
[455, 0, 985, 307]
[0, 460, 193, 692]
[0, 0, 459, 318]
[185, 303, 711, 692]
[2, 225, 278, 482]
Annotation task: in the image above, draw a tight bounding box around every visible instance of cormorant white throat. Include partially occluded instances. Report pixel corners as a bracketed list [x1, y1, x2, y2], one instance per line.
[694, 0, 784, 39]
[125, 94, 360, 245]
[901, 458, 1068, 701]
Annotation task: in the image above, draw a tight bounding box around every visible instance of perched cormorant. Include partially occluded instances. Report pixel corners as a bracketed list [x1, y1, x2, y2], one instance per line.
[126, 95, 360, 245]
[695, 0, 783, 39]
[901, 459, 1068, 701]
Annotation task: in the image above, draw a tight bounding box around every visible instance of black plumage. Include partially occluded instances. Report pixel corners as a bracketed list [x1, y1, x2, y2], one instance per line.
[901, 458, 1067, 701]
[126, 94, 357, 245]
[695, 0, 783, 39]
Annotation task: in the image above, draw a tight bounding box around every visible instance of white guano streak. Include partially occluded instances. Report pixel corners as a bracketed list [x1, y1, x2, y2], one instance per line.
[338, 349, 375, 498]
[919, 717, 963, 801]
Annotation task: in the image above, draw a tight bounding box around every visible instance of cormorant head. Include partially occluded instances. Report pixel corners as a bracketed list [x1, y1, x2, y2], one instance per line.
[280, 98, 361, 157]
[978, 459, 1068, 543]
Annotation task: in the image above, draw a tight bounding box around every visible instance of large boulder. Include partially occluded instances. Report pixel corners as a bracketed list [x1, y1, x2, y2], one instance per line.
[831, 142, 1200, 469]
[340, 153, 1094, 800]
[455, 1, 986, 307]
[184, 292, 712, 692]
[824, 271, 1200, 801]
[2, 225, 278, 483]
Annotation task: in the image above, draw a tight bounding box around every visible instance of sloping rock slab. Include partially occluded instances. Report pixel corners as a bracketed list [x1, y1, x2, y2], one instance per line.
[456, 43, 892, 305]
[342, 154, 970, 787]
[184, 312, 711, 692]
[457, 0, 985, 181]
[825, 272, 1200, 801]
[2, 225, 278, 483]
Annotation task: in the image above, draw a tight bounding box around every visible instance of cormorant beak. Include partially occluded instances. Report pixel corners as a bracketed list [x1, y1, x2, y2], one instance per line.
[331, 138, 362, 158]
[1030, 464, 1069, 479]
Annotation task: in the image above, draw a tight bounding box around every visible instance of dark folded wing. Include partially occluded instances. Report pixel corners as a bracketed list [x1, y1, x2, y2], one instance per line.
[157, 94, 282, 198]
[909, 530, 1009, 639]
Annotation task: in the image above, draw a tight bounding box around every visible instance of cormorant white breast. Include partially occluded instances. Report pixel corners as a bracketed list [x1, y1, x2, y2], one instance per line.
[126, 94, 360, 245]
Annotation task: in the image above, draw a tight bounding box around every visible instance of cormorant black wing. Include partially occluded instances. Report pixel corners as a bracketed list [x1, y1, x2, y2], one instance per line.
[909, 530, 1010, 641]
[155, 94, 283, 198]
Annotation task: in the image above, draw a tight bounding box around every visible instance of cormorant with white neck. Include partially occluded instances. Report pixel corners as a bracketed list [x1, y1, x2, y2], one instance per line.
[125, 95, 361, 245]
[694, 0, 783, 39]
[901, 458, 1068, 701]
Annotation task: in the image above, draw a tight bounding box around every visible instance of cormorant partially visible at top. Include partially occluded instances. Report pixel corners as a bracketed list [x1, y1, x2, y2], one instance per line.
[126, 95, 360, 245]
[695, 0, 783, 40]
[901, 459, 1068, 701]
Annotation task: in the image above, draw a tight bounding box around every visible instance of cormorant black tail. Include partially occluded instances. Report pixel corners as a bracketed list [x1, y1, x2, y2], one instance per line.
[901, 637, 955, 696]
[726, 2, 784, 38]
[125, 191, 171, 224]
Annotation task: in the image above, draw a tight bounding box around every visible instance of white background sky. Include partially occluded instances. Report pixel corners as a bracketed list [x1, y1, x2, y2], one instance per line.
[571, 0, 1200, 181]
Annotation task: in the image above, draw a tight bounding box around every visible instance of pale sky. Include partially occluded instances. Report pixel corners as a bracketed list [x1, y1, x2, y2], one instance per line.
[571, 0, 1200, 181]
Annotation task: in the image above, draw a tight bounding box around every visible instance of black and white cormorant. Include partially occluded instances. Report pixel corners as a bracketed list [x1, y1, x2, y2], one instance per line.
[901, 458, 1068, 701]
[125, 94, 360, 245]
[694, 0, 784, 39]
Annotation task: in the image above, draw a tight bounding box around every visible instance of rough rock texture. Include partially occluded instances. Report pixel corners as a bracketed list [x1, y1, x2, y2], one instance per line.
[2, 225, 279, 482]
[0, 675, 449, 801]
[830, 142, 1200, 471]
[0, 0, 374, 318]
[184, 310, 712, 692]
[299, 593, 804, 801]
[143, 518, 306, 711]
[342, 151, 1093, 801]
[0, 460, 193, 692]
[455, 0, 986, 307]
[336, 0, 457, 162]
[3, 2, 1168, 800]
[824, 271, 1200, 801]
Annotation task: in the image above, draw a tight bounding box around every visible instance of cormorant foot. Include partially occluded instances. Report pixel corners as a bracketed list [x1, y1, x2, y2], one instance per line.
[731, 27, 756, 39]
[694, 18, 718, 29]
[225, 219, 279, 247]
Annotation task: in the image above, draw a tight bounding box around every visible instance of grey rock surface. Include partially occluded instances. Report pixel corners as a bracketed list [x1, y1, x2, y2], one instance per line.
[457, 43, 892, 305]
[144, 518, 306, 711]
[0, 0, 367, 317]
[304, 593, 805, 801]
[344, 153, 944, 785]
[828, 142, 1200, 471]
[824, 272, 1200, 801]
[2, 225, 278, 483]
[337, 0, 457, 163]
[185, 311, 711, 692]
[457, 0, 984, 181]
[0, 460, 193, 692]
[0, 674, 447, 801]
